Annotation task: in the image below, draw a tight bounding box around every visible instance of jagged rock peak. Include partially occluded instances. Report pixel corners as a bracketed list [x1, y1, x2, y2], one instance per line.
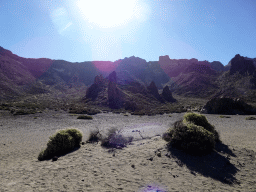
[108, 74, 123, 109]
[148, 81, 158, 93]
[86, 74, 106, 100]
[147, 81, 162, 101]
[210, 61, 225, 72]
[108, 71, 117, 83]
[230, 54, 255, 75]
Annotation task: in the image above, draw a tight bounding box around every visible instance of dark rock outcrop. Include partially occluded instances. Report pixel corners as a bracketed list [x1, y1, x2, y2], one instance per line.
[161, 86, 176, 102]
[210, 61, 225, 72]
[86, 75, 106, 100]
[147, 81, 162, 101]
[108, 71, 123, 109]
[183, 61, 216, 76]
[229, 54, 256, 76]
[201, 97, 256, 115]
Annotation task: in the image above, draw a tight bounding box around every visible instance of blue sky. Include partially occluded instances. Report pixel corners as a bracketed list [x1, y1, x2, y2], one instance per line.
[0, 0, 256, 65]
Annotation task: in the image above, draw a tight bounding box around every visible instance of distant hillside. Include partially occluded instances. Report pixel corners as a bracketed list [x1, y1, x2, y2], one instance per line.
[0, 47, 169, 100]
[159, 55, 220, 97]
[1, 46, 256, 104]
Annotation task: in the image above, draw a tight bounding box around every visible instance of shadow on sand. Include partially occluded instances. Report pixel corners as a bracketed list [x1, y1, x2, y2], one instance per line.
[166, 142, 239, 185]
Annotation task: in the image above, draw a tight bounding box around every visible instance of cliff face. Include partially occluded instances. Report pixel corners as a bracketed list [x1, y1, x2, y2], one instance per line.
[159, 55, 199, 78]
[229, 54, 256, 76]
[159, 55, 219, 97]
[115, 56, 169, 88]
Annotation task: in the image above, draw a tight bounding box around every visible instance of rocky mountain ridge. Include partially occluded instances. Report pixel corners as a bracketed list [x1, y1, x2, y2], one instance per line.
[1, 46, 256, 103]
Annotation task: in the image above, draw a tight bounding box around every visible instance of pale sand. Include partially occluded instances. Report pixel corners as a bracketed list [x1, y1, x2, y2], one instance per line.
[0, 110, 256, 191]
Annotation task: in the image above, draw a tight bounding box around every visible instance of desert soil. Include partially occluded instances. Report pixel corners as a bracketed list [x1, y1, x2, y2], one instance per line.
[0, 110, 256, 192]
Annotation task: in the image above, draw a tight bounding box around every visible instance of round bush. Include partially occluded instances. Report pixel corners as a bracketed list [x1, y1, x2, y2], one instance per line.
[38, 128, 83, 161]
[77, 115, 93, 120]
[65, 128, 83, 147]
[183, 112, 220, 142]
[164, 113, 221, 155]
[166, 120, 215, 155]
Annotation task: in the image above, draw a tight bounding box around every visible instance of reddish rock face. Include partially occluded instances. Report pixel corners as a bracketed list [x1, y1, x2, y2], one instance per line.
[0, 46, 53, 80]
[0, 46, 54, 98]
[92, 61, 120, 76]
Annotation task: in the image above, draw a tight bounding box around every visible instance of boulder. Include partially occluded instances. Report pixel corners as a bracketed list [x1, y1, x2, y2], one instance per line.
[201, 97, 256, 115]
[161, 86, 176, 102]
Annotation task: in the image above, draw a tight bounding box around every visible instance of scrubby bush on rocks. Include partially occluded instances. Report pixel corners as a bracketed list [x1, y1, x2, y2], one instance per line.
[101, 128, 133, 148]
[38, 128, 83, 161]
[87, 129, 102, 143]
[163, 113, 220, 155]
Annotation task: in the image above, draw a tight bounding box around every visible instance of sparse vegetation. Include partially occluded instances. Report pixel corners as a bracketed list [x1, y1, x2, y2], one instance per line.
[11, 109, 37, 115]
[219, 115, 231, 118]
[87, 129, 102, 143]
[131, 110, 146, 116]
[38, 128, 83, 161]
[163, 113, 221, 155]
[101, 128, 133, 148]
[69, 107, 100, 115]
[77, 115, 93, 120]
[245, 116, 256, 120]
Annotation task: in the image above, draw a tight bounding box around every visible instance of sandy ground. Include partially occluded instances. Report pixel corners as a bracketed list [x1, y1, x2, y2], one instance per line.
[0, 110, 256, 191]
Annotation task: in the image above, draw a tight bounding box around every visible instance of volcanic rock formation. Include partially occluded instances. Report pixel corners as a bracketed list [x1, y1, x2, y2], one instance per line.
[86, 74, 106, 100]
[108, 71, 124, 109]
[147, 81, 163, 102]
[161, 86, 176, 102]
[229, 54, 256, 76]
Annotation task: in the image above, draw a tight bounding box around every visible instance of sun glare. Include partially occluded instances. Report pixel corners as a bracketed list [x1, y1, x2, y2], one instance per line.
[77, 0, 138, 28]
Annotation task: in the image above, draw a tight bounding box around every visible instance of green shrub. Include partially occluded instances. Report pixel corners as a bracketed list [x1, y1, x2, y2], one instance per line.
[163, 113, 221, 155]
[183, 113, 219, 142]
[65, 128, 83, 147]
[38, 128, 83, 161]
[69, 107, 100, 115]
[245, 116, 256, 120]
[219, 115, 231, 118]
[77, 115, 93, 120]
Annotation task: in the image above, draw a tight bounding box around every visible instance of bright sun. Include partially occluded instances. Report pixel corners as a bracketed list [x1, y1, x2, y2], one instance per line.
[77, 0, 138, 28]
